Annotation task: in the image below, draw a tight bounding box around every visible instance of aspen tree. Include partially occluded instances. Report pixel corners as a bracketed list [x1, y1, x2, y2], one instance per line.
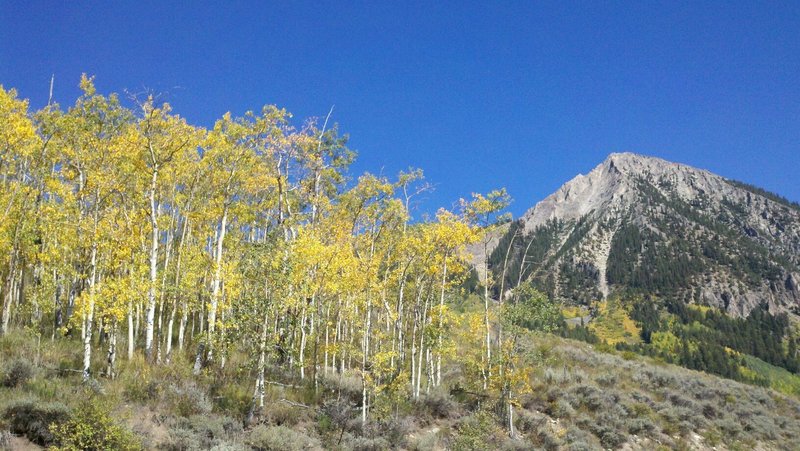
[129, 99, 202, 360]
[462, 189, 511, 389]
[0, 86, 42, 336]
[0, 80, 497, 425]
[54, 76, 130, 379]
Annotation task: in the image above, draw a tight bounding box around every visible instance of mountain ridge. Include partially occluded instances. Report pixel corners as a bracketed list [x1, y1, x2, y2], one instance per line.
[484, 152, 800, 317]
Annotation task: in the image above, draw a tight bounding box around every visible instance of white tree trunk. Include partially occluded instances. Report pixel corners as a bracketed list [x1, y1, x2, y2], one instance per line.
[299, 301, 308, 380]
[178, 304, 187, 351]
[127, 301, 134, 360]
[107, 319, 117, 379]
[436, 258, 447, 387]
[207, 207, 228, 363]
[83, 233, 98, 381]
[361, 301, 371, 425]
[144, 169, 159, 359]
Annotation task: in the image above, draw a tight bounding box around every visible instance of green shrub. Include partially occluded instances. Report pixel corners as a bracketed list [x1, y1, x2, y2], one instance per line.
[245, 424, 320, 451]
[208, 443, 249, 451]
[319, 372, 363, 404]
[531, 429, 562, 451]
[408, 427, 442, 451]
[0, 331, 33, 358]
[317, 398, 355, 443]
[376, 416, 413, 448]
[419, 390, 460, 419]
[124, 378, 160, 402]
[571, 384, 606, 411]
[739, 412, 780, 441]
[347, 435, 392, 451]
[626, 417, 656, 435]
[262, 401, 313, 427]
[594, 372, 617, 387]
[549, 398, 575, 419]
[627, 401, 653, 418]
[700, 401, 719, 419]
[168, 381, 212, 417]
[575, 413, 626, 449]
[702, 428, 723, 447]
[2, 359, 34, 388]
[50, 398, 141, 450]
[451, 411, 501, 451]
[25, 376, 60, 400]
[562, 425, 598, 451]
[211, 380, 251, 418]
[165, 414, 242, 450]
[658, 404, 704, 434]
[2, 399, 70, 446]
[716, 415, 743, 440]
[516, 410, 560, 450]
[162, 423, 203, 451]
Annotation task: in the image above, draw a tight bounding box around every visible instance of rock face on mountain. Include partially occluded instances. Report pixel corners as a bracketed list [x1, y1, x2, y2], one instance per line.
[487, 152, 800, 317]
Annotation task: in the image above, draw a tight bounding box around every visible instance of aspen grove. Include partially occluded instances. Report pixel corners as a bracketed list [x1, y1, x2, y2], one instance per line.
[0, 78, 524, 424]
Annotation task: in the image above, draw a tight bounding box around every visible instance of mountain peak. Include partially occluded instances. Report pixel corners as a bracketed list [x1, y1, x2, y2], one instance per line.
[520, 152, 726, 231]
[601, 152, 694, 176]
[605, 151, 650, 162]
[489, 152, 800, 316]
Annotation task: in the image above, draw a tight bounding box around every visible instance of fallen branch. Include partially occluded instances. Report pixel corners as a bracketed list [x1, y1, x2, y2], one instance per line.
[278, 398, 310, 409]
[266, 380, 298, 388]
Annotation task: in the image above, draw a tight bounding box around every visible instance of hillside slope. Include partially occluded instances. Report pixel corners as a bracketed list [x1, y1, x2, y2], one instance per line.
[2, 330, 800, 450]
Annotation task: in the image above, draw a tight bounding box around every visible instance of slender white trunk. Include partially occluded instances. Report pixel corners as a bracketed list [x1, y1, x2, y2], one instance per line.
[178, 306, 187, 351]
[299, 301, 307, 379]
[410, 279, 425, 397]
[362, 302, 371, 425]
[219, 308, 227, 369]
[127, 301, 134, 360]
[508, 390, 515, 437]
[134, 301, 140, 340]
[416, 293, 430, 399]
[250, 309, 269, 421]
[207, 207, 228, 363]
[83, 198, 100, 381]
[332, 310, 341, 373]
[145, 169, 159, 359]
[436, 258, 447, 387]
[165, 302, 176, 360]
[347, 319, 354, 371]
[426, 346, 433, 393]
[83, 244, 98, 380]
[107, 319, 117, 379]
[82, 306, 94, 380]
[392, 269, 408, 370]
[1, 264, 14, 335]
[156, 218, 173, 363]
[166, 219, 188, 360]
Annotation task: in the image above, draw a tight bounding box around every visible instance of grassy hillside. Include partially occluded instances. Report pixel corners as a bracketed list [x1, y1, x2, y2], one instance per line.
[742, 355, 800, 398]
[2, 327, 800, 450]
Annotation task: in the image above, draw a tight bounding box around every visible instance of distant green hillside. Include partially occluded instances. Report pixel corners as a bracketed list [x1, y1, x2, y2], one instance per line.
[743, 355, 800, 397]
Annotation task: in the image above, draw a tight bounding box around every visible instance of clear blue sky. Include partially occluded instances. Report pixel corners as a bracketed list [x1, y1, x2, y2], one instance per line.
[2, 1, 799, 217]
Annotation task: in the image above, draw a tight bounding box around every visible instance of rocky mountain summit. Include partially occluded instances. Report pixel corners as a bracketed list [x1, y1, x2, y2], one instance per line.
[486, 152, 800, 316]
